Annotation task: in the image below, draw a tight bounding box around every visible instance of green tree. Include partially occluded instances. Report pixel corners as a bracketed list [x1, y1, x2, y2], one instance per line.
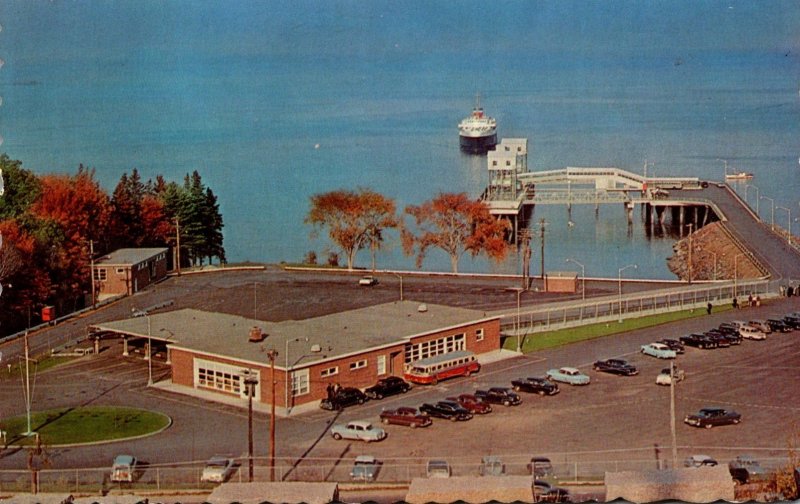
[402, 192, 510, 273]
[306, 188, 399, 271]
[0, 155, 41, 220]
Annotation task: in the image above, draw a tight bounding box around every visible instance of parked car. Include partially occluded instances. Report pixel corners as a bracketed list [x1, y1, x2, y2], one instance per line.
[641, 342, 677, 359]
[419, 401, 473, 421]
[657, 338, 685, 354]
[656, 367, 685, 386]
[684, 454, 718, 467]
[783, 314, 800, 329]
[679, 333, 718, 349]
[358, 276, 378, 286]
[730, 320, 749, 329]
[330, 420, 387, 442]
[748, 320, 772, 334]
[110, 455, 138, 483]
[592, 358, 639, 376]
[426, 459, 451, 478]
[703, 331, 731, 348]
[546, 367, 590, 386]
[718, 322, 739, 334]
[364, 376, 411, 400]
[446, 394, 493, 414]
[350, 455, 380, 481]
[474, 387, 522, 406]
[201, 455, 236, 483]
[766, 318, 792, 333]
[511, 377, 560, 396]
[320, 387, 368, 410]
[479, 455, 505, 476]
[729, 455, 767, 484]
[533, 479, 570, 503]
[684, 407, 741, 428]
[379, 407, 432, 428]
[527, 457, 554, 478]
[739, 326, 767, 340]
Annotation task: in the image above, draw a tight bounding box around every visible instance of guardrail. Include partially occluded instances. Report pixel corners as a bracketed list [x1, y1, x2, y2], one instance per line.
[498, 279, 772, 335]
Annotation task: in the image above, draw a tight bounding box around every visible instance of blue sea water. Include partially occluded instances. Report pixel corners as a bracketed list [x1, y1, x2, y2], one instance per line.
[1, 1, 798, 278]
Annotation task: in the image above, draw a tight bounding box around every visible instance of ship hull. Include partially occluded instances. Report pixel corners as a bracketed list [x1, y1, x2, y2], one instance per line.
[459, 133, 497, 154]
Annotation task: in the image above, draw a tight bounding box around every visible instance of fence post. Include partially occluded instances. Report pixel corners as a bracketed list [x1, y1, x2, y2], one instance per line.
[75, 469, 78, 493]
[156, 468, 160, 490]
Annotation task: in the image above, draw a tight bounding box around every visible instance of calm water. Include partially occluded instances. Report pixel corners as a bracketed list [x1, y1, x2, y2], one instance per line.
[1, 1, 799, 278]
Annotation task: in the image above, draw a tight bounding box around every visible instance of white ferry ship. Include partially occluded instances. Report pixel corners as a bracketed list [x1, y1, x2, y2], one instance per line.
[458, 95, 497, 154]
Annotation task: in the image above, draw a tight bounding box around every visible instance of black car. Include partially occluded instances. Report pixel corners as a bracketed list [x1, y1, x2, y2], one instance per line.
[319, 387, 368, 410]
[364, 376, 411, 400]
[703, 331, 731, 348]
[511, 377, 560, 396]
[474, 387, 522, 406]
[784, 315, 800, 329]
[717, 322, 739, 335]
[419, 401, 473, 421]
[767, 318, 792, 333]
[592, 358, 639, 376]
[679, 333, 718, 349]
[657, 338, 685, 354]
[684, 407, 741, 428]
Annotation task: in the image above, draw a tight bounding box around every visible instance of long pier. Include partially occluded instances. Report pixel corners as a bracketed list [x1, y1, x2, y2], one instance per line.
[481, 138, 800, 282]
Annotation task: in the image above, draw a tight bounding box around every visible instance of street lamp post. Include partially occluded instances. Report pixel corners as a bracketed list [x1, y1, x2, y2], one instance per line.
[285, 337, 309, 414]
[392, 272, 404, 301]
[760, 196, 774, 230]
[686, 223, 694, 284]
[745, 184, 759, 213]
[777, 206, 792, 244]
[146, 315, 153, 386]
[565, 258, 585, 301]
[243, 371, 259, 482]
[618, 264, 638, 322]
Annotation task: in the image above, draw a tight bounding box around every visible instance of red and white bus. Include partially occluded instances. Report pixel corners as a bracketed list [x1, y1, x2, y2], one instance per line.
[404, 350, 481, 385]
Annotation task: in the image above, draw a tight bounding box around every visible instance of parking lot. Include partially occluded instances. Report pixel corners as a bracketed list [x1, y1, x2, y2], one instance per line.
[1, 293, 798, 492]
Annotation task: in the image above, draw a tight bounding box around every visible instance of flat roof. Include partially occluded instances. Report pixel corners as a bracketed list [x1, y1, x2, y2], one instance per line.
[92, 301, 496, 370]
[95, 247, 168, 266]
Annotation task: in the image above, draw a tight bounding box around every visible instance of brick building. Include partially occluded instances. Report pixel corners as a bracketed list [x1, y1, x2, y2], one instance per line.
[91, 301, 501, 414]
[92, 248, 169, 299]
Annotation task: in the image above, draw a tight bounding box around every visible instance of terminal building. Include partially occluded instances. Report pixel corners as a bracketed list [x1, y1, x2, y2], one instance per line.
[90, 300, 501, 413]
[92, 248, 169, 300]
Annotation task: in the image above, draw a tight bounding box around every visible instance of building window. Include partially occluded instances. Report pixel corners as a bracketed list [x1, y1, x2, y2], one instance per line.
[291, 368, 310, 396]
[492, 160, 497, 166]
[405, 333, 466, 363]
[349, 360, 367, 371]
[377, 355, 386, 375]
[116, 268, 125, 274]
[93, 268, 107, 281]
[320, 366, 338, 377]
[195, 359, 243, 395]
[476, 329, 485, 341]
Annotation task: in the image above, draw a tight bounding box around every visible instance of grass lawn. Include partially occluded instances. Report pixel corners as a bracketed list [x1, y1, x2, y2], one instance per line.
[0, 406, 171, 446]
[1, 354, 78, 381]
[504, 304, 733, 353]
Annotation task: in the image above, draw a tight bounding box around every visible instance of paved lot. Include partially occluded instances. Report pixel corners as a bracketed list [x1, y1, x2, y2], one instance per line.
[1, 294, 798, 489]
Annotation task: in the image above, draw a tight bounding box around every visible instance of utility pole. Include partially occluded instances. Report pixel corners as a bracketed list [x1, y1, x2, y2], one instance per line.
[670, 361, 678, 469]
[265, 349, 278, 481]
[687, 223, 693, 284]
[175, 217, 181, 275]
[539, 218, 546, 281]
[89, 240, 96, 309]
[520, 229, 531, 290]
[243, 372, 258, 482]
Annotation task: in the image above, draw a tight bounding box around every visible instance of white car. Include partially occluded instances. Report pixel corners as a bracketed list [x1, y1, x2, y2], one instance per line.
[656, 367, 685, 386]
[641, 342, 677, 359]
[330, 420, 387, 442]
[739, 326, 767, 340]
[426, 459, 451, 478]
[358, 276, 378, 286]
[684, 454, 718, 467]
[110, 455, 137, 483]
[201, 455, 236, 483]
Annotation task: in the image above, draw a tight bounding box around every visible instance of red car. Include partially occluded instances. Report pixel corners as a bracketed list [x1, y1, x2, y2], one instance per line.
[446, 394, 492, 414]
[379, 407, 432, 428]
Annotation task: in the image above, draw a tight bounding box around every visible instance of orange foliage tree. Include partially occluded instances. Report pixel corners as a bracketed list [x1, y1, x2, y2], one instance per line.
[306, 188, 399, 271]
[402, 192, 509, 273]
[0, 220, 52, 330]
[29, 166, 112, 310]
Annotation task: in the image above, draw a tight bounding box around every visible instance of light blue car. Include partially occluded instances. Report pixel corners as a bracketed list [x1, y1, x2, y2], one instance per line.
[545, 367, 590, 386]
[641, 342, 677, 359]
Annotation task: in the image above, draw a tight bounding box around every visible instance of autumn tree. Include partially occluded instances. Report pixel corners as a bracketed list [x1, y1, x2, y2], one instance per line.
[306, 188, 399, 271]
[402, 192, 509, 273]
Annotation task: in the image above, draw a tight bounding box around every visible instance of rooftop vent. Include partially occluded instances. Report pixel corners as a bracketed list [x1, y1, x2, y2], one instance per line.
[417, 304, 428, 313]
[248, 326, 266, 343]
[310, 344, 322, 353]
